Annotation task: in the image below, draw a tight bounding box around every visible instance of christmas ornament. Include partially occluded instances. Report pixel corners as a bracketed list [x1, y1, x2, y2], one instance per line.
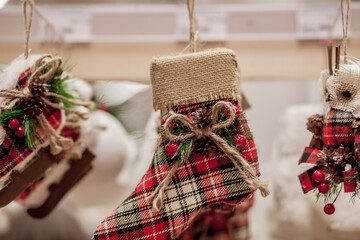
[0, 53, 94, 210]
[298, 42, 360, 213]
[93, 1, 268, 238]
[93, 47, 268, 240]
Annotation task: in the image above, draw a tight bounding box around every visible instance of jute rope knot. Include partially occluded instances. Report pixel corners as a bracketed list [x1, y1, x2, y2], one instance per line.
[146, 101, 269, 212]
[0, 54, 94, 155]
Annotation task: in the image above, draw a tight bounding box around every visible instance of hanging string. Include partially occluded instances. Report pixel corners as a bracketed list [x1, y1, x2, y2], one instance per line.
[341, 0, 350, 63]
[186, 0, 197, 53]
[328, 6, 341, 42]
[33, 6, 65, 46]
[23, 0, 35, 59]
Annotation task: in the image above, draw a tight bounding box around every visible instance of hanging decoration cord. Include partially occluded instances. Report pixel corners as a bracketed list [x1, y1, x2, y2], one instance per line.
[23, 0, 35, 59]
[341, 0, 350, 63]
[187, 0, 197, 53]
[33, 7, 65, 46]
[328, 6, 341, 41]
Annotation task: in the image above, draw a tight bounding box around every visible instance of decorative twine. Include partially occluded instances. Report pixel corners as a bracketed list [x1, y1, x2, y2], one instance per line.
[0, 55, 93, 155]
[23, 0, 35, 60]
[341, 0, 350, 63]
[186, 0, 197, 53]
[146, 101, 269, 212]
[33, 6, 66, 46]
[328, 6, 341, 41]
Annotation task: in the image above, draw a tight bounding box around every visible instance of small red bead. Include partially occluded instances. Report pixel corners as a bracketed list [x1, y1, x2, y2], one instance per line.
[312, 170, 324, 182]
[324, 203, 335, 215]
[318, 182, 330, 194]
[15, 126, 25, 138]
[234, 134, 247, 150]
[98, 104, 107, 111]
[165, 142, 179, 157]
[8, 118, 20, 130]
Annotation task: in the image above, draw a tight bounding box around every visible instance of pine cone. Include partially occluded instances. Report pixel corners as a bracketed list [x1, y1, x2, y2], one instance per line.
[193, 108, 212, 128]
[193, 138, 217, 157]
[30, 79, 49, 96]
[24, 96, 45, 116]
[307, 114, 323, 134]
[320, 145, 355, 184]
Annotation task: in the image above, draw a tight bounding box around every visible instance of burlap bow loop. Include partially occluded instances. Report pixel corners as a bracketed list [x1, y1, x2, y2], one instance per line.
[0, 54, 94, 155]
[147, 101, 269, 212]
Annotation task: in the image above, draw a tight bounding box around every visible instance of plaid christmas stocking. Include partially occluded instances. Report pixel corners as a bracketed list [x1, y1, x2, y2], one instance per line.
[0, 54, 93, 209]
[93, 48, 268, 240]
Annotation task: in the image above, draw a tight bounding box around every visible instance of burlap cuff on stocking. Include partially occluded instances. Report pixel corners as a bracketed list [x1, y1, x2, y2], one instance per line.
[150, 48, 241, 111]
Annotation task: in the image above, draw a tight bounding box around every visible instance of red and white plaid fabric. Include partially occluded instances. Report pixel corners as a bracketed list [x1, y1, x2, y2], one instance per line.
[0, 106, 62, 178]
[93, 100, 260, 240]
[178, 195, 254, 240]
[323, 109, 354, 146]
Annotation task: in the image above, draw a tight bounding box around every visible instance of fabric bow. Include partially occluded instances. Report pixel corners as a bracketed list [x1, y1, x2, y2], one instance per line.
[0, 54, 93, 155]
[147, 101, 269, 212]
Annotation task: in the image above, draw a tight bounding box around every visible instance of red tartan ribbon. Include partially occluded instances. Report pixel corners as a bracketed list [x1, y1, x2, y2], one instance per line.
[343, 170, 356, 193]
[298, 147, 357, 193]
[298, 147, 322, 165]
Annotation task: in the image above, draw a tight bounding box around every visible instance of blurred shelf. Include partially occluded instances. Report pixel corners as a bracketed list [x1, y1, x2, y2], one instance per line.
[0, 3, 360, 42]
[0, 3, 359, 82]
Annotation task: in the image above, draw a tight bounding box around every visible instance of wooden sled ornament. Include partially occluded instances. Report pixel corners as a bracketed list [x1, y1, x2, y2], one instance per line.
[27, 148, 95, 218]
[0, 147, 63, 208]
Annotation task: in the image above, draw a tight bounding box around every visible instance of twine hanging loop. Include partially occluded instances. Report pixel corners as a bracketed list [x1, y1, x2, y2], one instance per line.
[341, 0, 350, 63]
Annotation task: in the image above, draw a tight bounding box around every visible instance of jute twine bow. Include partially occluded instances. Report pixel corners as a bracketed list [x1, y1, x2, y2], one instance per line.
[0, 54, 93, 155]
[146, 101, 269, 212]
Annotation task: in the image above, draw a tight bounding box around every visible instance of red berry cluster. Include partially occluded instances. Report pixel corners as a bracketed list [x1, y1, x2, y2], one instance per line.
[312, 170, 335, 215]
[8, 118, 25, 138]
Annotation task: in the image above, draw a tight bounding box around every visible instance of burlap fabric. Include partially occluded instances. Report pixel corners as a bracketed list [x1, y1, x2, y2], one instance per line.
[321, 62, 360, 115]
[151, 48, 240, 111]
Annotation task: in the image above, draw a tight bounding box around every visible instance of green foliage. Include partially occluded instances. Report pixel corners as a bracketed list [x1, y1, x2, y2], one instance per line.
[173, 138, 194, 164]
[0, 109, 24, 126]
[46, 66, 76, 108]
[315, 182, 340, 203]
[24, 116, 36, 149]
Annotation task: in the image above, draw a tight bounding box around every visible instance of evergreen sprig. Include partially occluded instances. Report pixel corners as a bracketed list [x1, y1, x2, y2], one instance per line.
[315, 182, 340, 203]
[0, 109, 24, 125]
[173, 138, 194, 164]
[47, 72, 75, 108]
